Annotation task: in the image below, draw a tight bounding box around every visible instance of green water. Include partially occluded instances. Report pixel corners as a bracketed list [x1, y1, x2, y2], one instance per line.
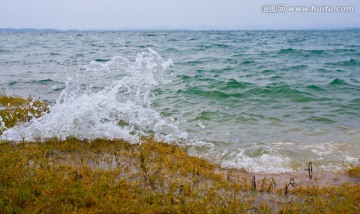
[0, 30, 359, 172]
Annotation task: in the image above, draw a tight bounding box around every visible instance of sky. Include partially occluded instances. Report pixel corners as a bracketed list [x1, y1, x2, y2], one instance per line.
[0, 0, 359, 30]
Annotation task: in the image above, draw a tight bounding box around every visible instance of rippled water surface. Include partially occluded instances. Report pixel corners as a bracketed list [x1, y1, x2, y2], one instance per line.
[1, 30, 359, 173]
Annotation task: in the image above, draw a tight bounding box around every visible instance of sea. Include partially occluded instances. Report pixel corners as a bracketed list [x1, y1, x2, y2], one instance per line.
[0, 30, 359, 173]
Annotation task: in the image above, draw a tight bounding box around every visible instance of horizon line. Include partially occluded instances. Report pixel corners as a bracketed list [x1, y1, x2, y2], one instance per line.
[1, 27, 360, 32]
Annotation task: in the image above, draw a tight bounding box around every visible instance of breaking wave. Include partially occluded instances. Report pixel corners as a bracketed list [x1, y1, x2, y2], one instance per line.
[1, 49, 187, 143]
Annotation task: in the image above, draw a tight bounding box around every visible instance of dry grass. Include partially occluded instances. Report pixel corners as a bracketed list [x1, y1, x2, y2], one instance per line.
[347, 164, 360, 178]
[0, 139, 359, 213]
[0, 138, 254, 213]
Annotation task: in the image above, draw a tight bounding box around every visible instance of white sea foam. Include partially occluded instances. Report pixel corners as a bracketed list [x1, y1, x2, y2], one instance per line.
[1, 48, 187, 143]
[213, 148, 293, 173]
[221, 152, 293, 173]
[0, 116, 5, 131]
[186, 139, 359, 173]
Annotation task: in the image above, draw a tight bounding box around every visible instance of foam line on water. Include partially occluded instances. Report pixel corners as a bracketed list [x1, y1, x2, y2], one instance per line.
[187, 139, 358, 173]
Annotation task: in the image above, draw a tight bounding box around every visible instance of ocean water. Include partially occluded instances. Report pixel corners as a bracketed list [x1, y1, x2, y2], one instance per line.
[0, 30, 359, 173]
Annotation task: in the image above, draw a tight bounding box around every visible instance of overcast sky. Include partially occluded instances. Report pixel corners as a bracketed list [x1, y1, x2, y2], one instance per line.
[0, 0, 359, 30]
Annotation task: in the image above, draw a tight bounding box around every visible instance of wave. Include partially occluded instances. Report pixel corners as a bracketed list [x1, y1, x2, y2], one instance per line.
[24, 79, 54, 85]
[94, 59, 111, 62]
[332, 48, 357, 53]
[306, 84, 326, 92]
[8, 81, 19, 86]
[188, 140, 358, 173]
[214, 43, 230, 48]
[339, 59, 360, 66]
[277, 48, 330, 58]
[307, 49, 324, 54]
[305, 116, 336, 124]
[328, 78, 351, 86]
[223, 79, 254, 89]
[262, 69, 274, 73]
[180, 87, 241, 99]
[289, 64, 308, 70]
[351, 98, 360, 104]
[241, 60, 255, 65]
[327, 59, 360, 67]
[1, 48, 187, 143]
[246, 85, 319, 103]
[179, 83, 324, 104]
[278, 48, 297, 54]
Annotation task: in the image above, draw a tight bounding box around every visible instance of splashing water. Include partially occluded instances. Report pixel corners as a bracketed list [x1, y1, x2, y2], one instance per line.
[1, 49, 187, 143]
[0, 116, 5, 132]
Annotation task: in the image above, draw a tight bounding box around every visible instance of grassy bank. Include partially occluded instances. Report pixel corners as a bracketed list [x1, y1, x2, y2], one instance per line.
[0, 138, 359, 213]
[0, 96, 359, 213]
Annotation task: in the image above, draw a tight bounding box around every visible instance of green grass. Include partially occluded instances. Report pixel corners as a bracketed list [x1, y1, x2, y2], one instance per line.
[0, 96, 359, 213]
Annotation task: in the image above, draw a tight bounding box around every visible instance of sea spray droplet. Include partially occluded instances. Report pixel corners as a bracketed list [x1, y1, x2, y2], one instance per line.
[1, 49, 187, 143]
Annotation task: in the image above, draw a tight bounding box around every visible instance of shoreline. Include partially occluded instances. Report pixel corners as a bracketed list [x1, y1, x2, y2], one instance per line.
[1, 95, 360, 212]
[0, 137, 359, 212]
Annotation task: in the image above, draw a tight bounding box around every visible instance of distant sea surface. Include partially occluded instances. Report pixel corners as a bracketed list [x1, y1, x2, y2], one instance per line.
[1, 30, 359, 173]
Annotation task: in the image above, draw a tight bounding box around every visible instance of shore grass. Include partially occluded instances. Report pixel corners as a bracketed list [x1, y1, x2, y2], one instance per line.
[0, 138, 359, 213]
[0, 96, 49, 135]
[0, 96, 359, 213]
[347, 163, 360, 177]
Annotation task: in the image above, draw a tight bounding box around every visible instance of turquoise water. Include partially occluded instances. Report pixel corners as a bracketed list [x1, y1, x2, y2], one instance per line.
[0, 30, 359, 173]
